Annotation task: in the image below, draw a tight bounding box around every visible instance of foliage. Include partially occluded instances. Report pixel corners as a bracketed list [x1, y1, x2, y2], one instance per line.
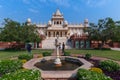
[89, 67, 103, 73]
[99, 60, 120, 72]
[0, 69, 41, 80]
[0, 18, 41, 43]
[87, 17, 120, 47]
[37, 54, 43, 58]
[42, 52, 51, 56]
[0, 18, 21, 42]
[21, 24, 41, 43]
[18, 54, 33, 61]
[64, 51, 71, 56]
[85, 53, 91, 59]
[0, 60, 22, 75]
[21, 59, 27, 64]
[77, 69, 112, 80]
[94, 48, 111, 50]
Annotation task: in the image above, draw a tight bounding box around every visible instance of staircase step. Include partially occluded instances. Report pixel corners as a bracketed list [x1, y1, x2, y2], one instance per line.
[42, 37, 72, 49]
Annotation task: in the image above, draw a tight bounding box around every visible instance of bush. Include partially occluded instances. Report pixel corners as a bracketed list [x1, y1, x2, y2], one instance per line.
[64, 51, 70, 56]
[0, 60, 22, 75]
[94, 48, 111, 50]
[89, 67, 103, 73]
[42, 52, 51, 56]
[77, 69, 112, 80]
[18, 54, 33, 61]
[37, 54, 43, 58]
[21, 59, 27, 64]
[99, 60, 120, 72]
[85, 53, 91, 59]
[0, 69, 41, 80]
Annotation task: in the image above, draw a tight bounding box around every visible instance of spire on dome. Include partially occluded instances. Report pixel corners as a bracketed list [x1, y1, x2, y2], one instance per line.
[54, 9, 62, 16]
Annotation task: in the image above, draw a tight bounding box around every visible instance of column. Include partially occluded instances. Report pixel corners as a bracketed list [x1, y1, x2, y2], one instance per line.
[59, 32, 60, 37]
[55, 31, 56, 37]
[46, 31, 48, 37]
[61, 32, 62, 37]
[53, 31, 55, 37]
[51, 31, 53, 37]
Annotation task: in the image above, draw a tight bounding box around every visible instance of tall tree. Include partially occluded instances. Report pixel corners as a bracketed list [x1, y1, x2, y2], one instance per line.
[21, 23, 41, 43]
[0, 18, 21, 42]
[0, 18, 41, 43]
[88, 17, 116, 47]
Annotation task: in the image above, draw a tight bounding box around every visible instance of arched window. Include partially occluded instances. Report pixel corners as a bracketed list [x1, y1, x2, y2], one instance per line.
[57, 21, 59, 24]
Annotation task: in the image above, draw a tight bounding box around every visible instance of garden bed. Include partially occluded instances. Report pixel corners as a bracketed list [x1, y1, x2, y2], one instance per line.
[86, 58, 120, 80]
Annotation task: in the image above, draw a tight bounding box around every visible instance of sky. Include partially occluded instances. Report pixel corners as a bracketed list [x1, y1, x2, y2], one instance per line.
[0, 0, 120, 26]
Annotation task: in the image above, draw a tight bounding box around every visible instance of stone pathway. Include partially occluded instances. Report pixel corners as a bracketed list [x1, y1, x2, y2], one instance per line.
[111, 48, 120, 51]
[70, 54, 120, 65]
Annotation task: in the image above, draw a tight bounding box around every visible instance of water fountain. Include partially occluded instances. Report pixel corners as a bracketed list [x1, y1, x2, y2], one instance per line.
[54, 35, 62, 67]
[23, 35, 93, 79]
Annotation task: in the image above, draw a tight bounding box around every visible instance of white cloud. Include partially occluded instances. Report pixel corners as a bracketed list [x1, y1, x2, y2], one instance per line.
[29, 8, 39, 13]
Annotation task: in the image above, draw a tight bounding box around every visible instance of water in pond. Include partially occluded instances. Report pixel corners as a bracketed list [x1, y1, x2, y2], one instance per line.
[34, 59, 82, 71]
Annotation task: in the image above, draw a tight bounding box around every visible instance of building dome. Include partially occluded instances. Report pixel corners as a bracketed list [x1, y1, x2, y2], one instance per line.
[27, 18, 31, 23]
[64, 20, 68, 25]
[84, 19, 88, 23]
[48, 20, 52, 25]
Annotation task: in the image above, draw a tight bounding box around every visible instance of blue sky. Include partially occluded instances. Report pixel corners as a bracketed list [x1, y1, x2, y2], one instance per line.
[0, 0, 120, 26]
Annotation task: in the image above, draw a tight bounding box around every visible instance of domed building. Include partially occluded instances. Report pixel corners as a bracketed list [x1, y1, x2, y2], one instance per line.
[29, 9, 90, 49]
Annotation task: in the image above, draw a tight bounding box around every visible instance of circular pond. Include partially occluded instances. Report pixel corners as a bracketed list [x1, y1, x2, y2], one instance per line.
[34, 59, 82, 71]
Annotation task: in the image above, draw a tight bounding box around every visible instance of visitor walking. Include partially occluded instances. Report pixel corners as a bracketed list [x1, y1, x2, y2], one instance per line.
[26, 43, 32, 54]
[62, 42, 65, 54]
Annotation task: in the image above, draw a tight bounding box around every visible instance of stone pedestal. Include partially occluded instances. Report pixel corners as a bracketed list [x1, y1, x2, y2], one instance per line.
[54, 38, 62, 67]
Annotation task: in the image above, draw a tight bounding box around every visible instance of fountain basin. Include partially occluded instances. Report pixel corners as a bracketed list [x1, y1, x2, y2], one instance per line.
[23, 56, 93, 79]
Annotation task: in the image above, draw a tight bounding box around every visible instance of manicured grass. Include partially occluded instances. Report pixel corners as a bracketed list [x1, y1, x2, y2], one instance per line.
[0, 49, 120, 61]
[66, 49, 120, 61]
[0, 49, 53, 60]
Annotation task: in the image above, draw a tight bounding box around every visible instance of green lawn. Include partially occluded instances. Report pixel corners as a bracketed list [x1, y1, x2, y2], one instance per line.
[0, 49, 120, 61]
[66, 49, 120, 61]
[0, 49, 53, 60]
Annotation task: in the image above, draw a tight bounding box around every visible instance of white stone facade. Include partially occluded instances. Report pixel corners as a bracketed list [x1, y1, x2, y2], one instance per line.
[27, 9, 89, 49]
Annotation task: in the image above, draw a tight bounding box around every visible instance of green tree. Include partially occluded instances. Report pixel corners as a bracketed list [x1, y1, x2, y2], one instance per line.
[112, 21, 120, 42]
[0, 18, 41, 50]
[88, 17, 116, 48]
[0, 18, 21, 42]
[21, 23, 41, 43]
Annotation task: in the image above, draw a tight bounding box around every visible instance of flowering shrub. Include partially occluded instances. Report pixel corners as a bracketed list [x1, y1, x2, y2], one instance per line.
[0, 60, 22, 75]
[18, 54, 33, 61]
[77, 69, 112, 80]
[89, 67, 103, 73]
[21, 59, 27, 64]
[0, 69, 41, 80]
[37, 54, 43, 58]
[99, 60, 120, 71]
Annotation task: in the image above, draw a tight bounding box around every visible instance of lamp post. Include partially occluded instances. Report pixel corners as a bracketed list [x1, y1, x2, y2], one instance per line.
[54, 35, 62, 67]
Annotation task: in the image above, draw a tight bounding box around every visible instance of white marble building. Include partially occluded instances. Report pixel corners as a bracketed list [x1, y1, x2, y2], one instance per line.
[27, 9, 89, 49]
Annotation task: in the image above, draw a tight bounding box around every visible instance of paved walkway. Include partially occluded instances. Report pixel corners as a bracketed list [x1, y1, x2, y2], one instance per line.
[70, 54, 120, 65]
[111, 48, 120, 51]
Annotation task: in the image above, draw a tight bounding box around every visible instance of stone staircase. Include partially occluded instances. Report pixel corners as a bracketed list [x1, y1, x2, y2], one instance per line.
[41, 37, 72, 49]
